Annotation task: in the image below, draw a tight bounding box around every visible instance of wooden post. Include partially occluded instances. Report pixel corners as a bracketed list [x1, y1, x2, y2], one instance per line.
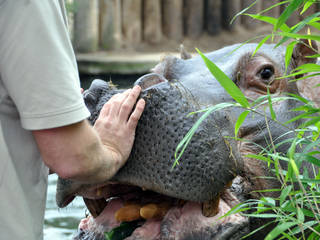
[65, 0, 74, 42]
[100, 0, 122, 50]
[162, 0, 183, 41]
[143, 0, 162, 44]
[261, 0, 280, 18]
[122, 0, 142, 46]
[241, 0, 261, 29]
[74, 0, 99, 53]
[184, 0, 204, 39]
[221, 0, 241, 30]
[206, 0, 222, 35]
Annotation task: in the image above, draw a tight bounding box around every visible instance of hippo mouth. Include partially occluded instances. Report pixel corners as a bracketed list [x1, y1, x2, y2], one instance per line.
[67, 180, 249, 240]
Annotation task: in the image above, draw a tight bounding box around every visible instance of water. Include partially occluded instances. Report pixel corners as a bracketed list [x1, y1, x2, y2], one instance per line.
[44, 74, 140, 239]
[44, 175, 85, 239]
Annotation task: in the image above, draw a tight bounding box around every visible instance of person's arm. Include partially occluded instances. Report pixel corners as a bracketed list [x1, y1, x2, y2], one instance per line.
[33, 86, 145, 183]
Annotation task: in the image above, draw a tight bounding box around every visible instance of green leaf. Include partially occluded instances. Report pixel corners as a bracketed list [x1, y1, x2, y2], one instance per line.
[252, 35, 271, 57]
[285, 41, 297, 73]
[258, 1, 290, 15]
[300, 1, 313, 15]
[105, 221, 140, 240]
[245, 154, 272, 163]
[267, 88, 276, 120]
[196, 48, 250, 108]
[173, 102, 236, 168]
[297, 207, 305, 223]
[280, 185, 293, 206]
[274, 0, 304, 31]
[278, 32, 320, 41]
[230, 0, 258, 24]
[265, 222, 297, 240]
[235, 110, 250, 137]
[246, 14, 290, 32]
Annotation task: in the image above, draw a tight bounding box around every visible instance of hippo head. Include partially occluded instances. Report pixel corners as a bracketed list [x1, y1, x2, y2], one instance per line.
[56, 42, 318, 240]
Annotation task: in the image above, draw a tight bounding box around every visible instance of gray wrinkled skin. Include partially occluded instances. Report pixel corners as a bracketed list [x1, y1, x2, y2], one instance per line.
[79, 79, 241, 202]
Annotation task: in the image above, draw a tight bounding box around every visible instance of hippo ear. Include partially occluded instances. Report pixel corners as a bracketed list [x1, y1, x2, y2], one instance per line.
[291, 39, 318, 69]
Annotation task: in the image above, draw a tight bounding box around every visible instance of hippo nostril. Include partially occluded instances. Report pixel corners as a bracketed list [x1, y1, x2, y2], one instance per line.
[134, 73, 168, 90]
[83, 91, 97, 104]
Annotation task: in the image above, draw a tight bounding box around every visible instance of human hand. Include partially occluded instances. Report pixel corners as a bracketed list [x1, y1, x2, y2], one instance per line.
[93, 85, 145, 169]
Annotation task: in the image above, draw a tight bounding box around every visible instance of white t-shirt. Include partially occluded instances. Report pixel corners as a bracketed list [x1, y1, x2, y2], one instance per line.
[0, 1, 90, 239]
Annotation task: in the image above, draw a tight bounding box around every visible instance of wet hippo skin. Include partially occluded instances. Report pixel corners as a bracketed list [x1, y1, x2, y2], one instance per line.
[56, 41, 319, 240]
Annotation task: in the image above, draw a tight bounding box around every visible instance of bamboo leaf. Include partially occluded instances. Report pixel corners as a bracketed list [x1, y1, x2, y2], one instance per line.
[252, 35, 272, 57]
[285, 41, 297, 73]
[235, 110, 250, 137]
[265, 222, 297, 240]
[230, 0, 258, 24]
[280, 185, 293, 206]
[300, 1, 313, 15]
[246, 14, 290, 31]
[278, 32, 320, 41]
[267, 88, 276, 120]
[274, 0, 304, 31]
[196, 49, 250, 108]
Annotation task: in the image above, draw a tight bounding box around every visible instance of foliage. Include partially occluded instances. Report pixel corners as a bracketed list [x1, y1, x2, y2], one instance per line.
[175, 0, 320, 239]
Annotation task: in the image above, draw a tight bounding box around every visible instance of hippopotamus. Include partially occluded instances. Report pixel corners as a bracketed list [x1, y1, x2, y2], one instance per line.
[56, 41, 319, 240]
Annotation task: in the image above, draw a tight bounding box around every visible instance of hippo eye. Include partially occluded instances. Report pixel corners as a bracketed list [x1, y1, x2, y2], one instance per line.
[259, 66, 274, 82]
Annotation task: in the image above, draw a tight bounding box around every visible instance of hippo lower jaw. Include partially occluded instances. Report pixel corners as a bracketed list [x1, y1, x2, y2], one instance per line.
[71, 182, 249, 240]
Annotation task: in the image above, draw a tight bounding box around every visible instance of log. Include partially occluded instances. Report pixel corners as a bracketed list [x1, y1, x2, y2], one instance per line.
[221, 0, 241, 30]
[206, 0, 222, 35]
[143, 0, 162, 44]
[122, 0, 142, 46]
[241, 0, 261, 29]
[184, 0, 204, 39]
[74, 0, 99, 53]
[162, 0, 183, 41]
[99, 0, 122, 50]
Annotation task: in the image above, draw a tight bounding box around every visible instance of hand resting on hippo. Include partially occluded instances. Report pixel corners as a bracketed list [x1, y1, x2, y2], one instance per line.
[56, 41, 319, 240]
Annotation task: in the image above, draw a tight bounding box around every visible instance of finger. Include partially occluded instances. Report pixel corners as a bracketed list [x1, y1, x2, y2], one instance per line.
[99, 92, 122, 118]
[109, 89, 131, 117]
[81, 88, 84, 94]
[119, 85, 142, 120]
[98, 100, 112, 118]
[127, 98, 145, 130]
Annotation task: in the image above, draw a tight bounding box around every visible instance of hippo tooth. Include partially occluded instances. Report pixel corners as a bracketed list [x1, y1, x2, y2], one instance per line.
[140, 202, 171, 220]
[115, 203, 142, 222]
[202, 197, 220, 217]
[83, 198, 108, 218]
